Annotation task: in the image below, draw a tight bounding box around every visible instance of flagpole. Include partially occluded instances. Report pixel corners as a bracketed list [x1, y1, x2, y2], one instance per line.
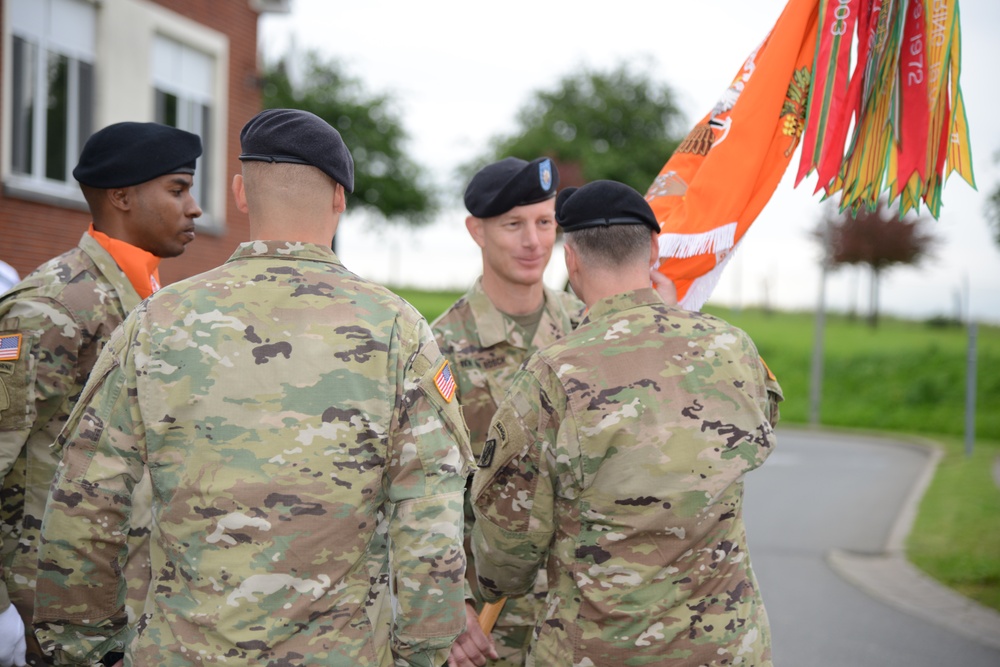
[478, 598, 506, 634]
[810, 211, 832, 426]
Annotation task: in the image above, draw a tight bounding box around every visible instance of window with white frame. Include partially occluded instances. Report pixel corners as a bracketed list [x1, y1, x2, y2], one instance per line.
[152, 35, 215, 226]
[8, 0, 95, 199]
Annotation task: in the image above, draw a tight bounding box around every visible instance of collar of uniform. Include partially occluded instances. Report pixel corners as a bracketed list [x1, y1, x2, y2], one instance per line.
[582, 287, 664, 325]
[77, 232, 144, 312]
[466, 277, 583, 349]
[226, 240, 342, 265]
[465, 277, 516, 348]
[87, 225, 161, 299]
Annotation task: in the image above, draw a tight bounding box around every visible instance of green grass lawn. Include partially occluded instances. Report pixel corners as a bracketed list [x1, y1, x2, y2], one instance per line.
[390, 286, 465, 323]
[906, 434, 1000, 611]
[703, 306, 1000, 440]
[394, 286, 1000, 612]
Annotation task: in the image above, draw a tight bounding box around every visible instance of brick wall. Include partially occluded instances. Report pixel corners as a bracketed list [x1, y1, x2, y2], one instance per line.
[0, 1, 263, 286]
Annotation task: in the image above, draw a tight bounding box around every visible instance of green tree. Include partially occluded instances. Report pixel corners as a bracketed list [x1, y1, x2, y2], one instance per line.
[261, 51, 437, 225]
[473, 62, 686, 193]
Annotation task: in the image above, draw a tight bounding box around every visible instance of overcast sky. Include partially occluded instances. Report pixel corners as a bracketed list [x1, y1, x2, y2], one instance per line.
[259, 0, 1000, 324]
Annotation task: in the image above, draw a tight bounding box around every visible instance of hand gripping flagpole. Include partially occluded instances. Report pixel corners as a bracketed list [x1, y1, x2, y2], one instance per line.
[478, 598, 506, 635]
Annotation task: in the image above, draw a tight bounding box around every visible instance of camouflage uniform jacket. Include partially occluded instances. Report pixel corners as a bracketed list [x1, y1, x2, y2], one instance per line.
[431, 278, 582, 619]
[34, 241, 473, 667]
[0, 232, 150, 627]
[472, 288, 780, 666]
[431, 277, 584, 454]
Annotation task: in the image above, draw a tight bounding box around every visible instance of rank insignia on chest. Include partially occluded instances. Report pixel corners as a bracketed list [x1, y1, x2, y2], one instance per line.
[434, 361, 457, 402]
[0, 333, 22, 361]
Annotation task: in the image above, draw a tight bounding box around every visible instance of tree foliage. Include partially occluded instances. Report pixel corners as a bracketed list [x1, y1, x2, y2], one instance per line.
[472, 63, 686, 193]
[261, 51, 436, 225]
[814, 198, 938, 327]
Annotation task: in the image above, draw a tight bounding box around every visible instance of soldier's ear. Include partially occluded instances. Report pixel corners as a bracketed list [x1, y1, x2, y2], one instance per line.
[563, 240, 585, 303]
[465, 216, 486, 249]
[333, 183, 347, 215]
[107, 187, 132, 212]
[564, 239, 578, 275]
[231, 174, 248, 214]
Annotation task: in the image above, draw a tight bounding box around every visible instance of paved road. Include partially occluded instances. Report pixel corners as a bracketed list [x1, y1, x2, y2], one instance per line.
[744, 428, 1000, 666]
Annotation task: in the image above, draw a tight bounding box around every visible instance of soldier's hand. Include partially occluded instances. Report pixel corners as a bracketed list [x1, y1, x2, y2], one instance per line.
[0, 604, 26, 667]
[650, 269, 678, 306]
[446, 602, 498, 667]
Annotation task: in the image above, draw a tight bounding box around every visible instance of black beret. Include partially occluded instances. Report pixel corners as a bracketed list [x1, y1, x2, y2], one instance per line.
[555, 180, 660, 233]
[239, 109, 354, 192]
[73, 122, 202, 188]
[464, 157, 559, 218]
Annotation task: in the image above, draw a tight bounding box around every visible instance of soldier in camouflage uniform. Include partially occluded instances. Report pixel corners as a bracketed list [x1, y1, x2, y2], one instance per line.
[0, 122, 203, 667]
[431, 158, 584, 667]
[471, 181, 783, 666]
[33, 109, 472, 667]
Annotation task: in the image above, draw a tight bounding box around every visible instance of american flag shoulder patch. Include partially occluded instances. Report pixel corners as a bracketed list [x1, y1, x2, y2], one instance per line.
[433, 360, 456, 403]
[0, 333, 22, 361]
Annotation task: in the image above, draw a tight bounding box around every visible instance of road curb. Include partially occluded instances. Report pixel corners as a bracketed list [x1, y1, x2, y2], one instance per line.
[877, 435, 943, 555]
[827, 549, 1000, 651]
[809, 431, 1000, 651]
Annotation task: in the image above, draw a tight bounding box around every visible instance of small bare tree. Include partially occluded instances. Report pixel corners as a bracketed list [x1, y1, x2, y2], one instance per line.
[813, 198, 938, 327]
